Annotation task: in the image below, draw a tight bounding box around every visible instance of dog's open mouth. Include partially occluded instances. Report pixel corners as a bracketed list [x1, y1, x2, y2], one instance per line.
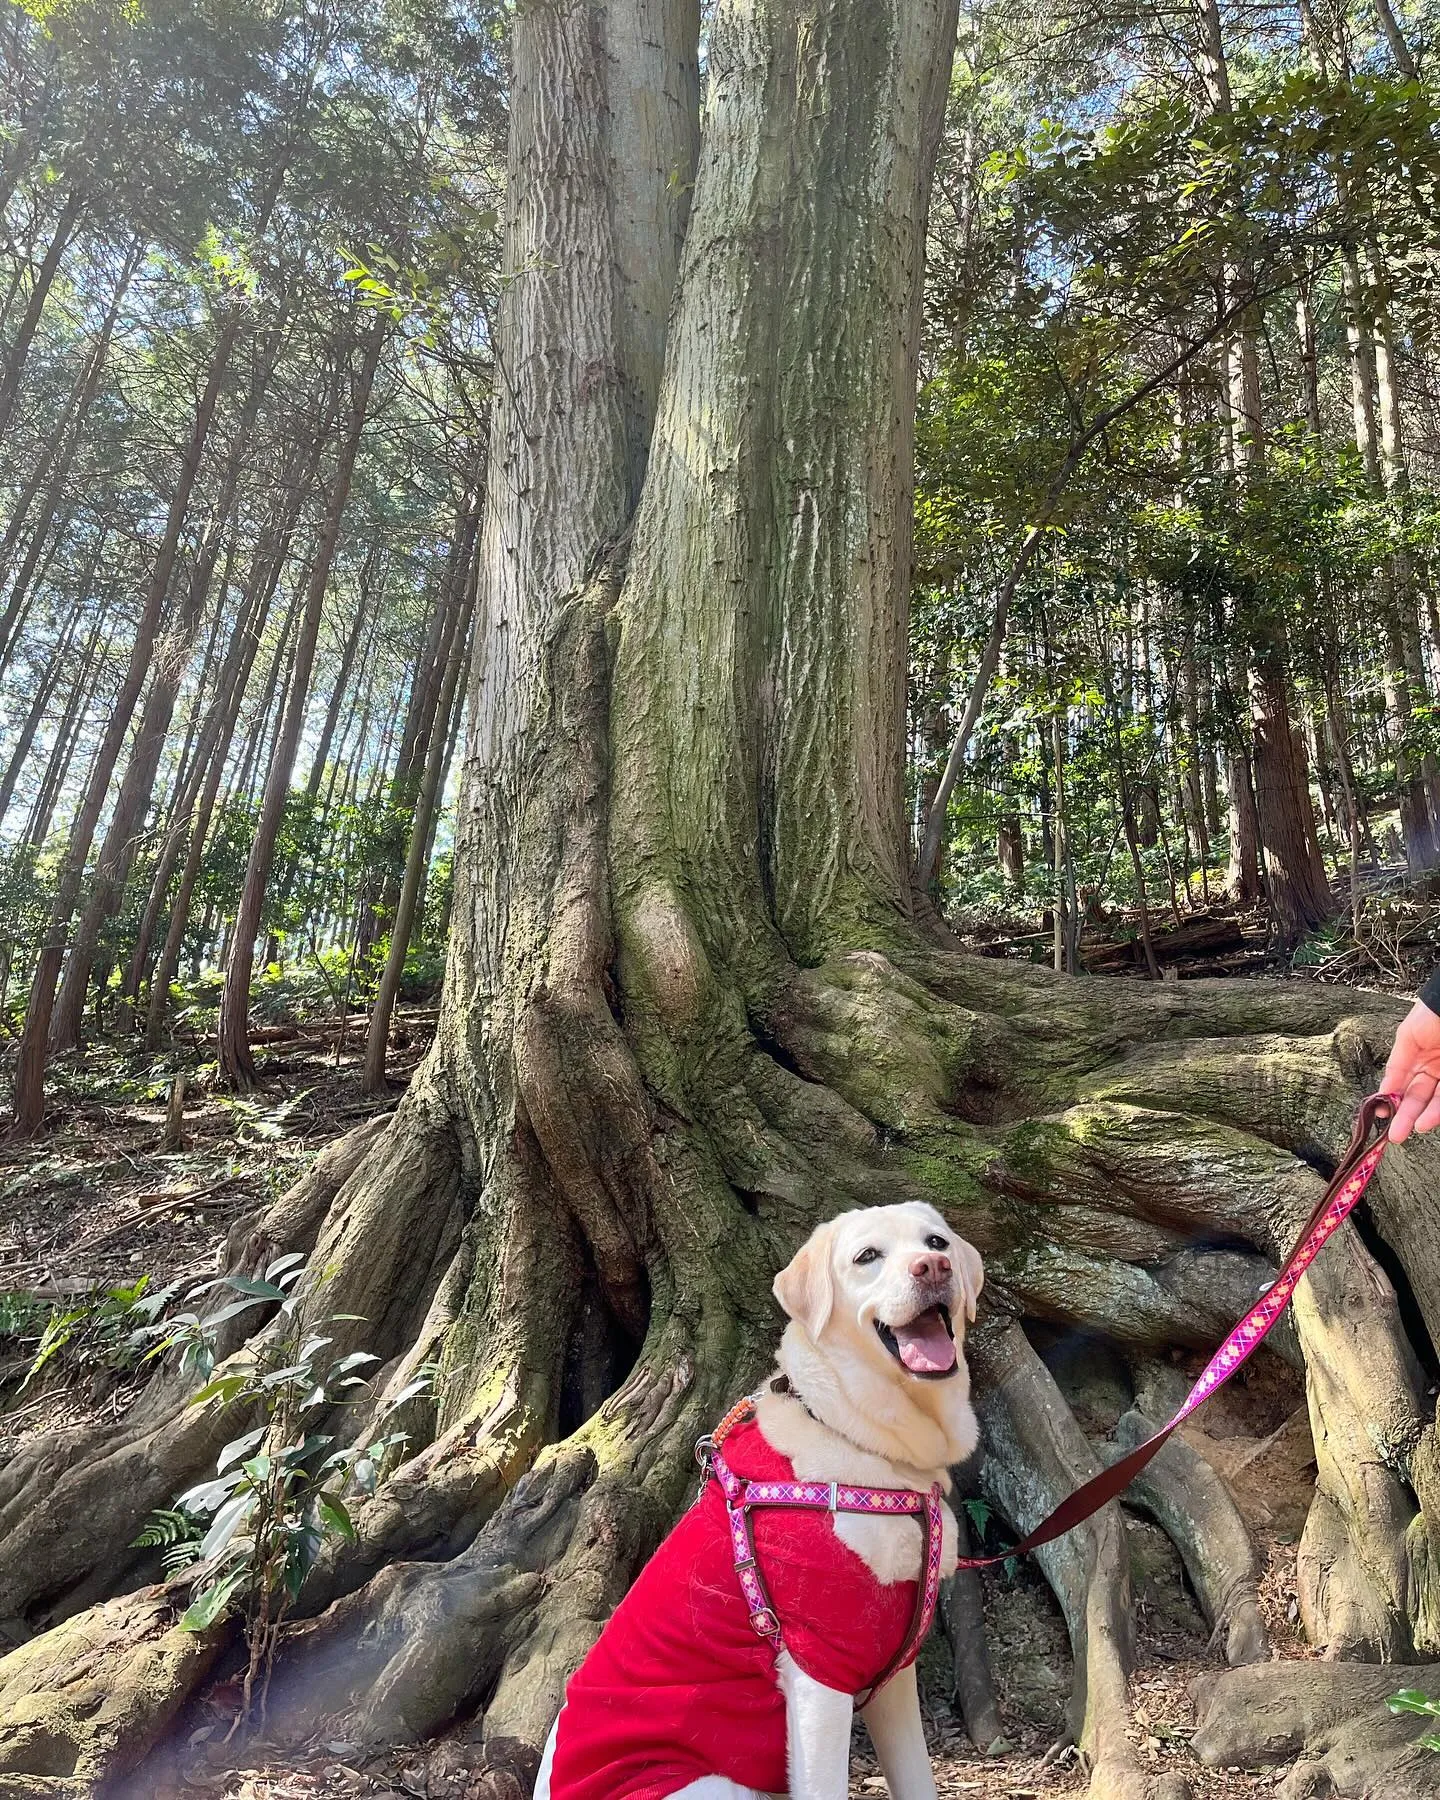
[875, 1304, 956, 1378]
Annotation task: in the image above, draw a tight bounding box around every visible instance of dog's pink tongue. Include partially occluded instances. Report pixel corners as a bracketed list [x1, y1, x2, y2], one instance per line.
[893, 1309, 956, 1374]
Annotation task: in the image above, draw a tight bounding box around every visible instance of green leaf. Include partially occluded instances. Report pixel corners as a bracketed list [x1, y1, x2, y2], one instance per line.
[315, 1492, 357, 1542]
[177, 1471, 246, 1514]
[284, 1518, 324, 1601]
[380, 1375, 433, 1413]
[216, 1428, 266, 1472]
[189, 1372, 247, 1409]
[1390, 1691, 1440, 1717]
[179, 1568, 246, 1632]
[199, 1492, 254, 1561]
[220, 1275, 288, 1301]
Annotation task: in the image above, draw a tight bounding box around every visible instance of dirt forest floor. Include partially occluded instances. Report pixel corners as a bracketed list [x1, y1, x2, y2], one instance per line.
[1, 910, 1436, 1798]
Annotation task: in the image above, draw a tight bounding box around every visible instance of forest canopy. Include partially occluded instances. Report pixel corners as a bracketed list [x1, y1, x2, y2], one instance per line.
[2, 0, 1440, 1086]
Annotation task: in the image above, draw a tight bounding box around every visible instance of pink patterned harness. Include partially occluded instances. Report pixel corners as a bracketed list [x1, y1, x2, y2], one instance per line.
[696, 1091, 1396, 1670]
[699, 1395, 944, 1706]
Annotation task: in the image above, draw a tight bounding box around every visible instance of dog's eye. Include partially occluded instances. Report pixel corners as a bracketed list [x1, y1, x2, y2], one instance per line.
[853, 1246, 882, 1266]
[925, 1234, 949, 1250]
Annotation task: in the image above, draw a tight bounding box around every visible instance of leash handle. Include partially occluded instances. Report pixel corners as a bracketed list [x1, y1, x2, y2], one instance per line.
[955, 1090, 1398, 1570]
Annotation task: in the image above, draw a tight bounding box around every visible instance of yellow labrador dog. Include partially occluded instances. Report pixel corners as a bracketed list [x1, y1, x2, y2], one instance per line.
[536, 1200, 983, 1800]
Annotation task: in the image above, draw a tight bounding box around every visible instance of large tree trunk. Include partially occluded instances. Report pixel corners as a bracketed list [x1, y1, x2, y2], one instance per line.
[6, 7, 1440, 1800]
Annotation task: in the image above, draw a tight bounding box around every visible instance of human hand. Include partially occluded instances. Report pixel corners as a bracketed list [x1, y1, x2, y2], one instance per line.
[1381, 998, 1440, 1141]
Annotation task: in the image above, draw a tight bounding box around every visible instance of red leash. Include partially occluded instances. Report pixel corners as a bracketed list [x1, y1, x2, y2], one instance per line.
[954, 1089, 1398, 1568]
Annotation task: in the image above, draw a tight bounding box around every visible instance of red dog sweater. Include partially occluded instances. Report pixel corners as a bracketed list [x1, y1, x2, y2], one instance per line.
[546, 1413, 921, 1800]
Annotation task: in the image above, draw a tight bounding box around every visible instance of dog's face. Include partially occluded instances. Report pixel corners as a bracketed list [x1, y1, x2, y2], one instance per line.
[773, 1201, 982, 1387]
[768, 1204, 980, 1469]
[772, 1202, 982, 1467]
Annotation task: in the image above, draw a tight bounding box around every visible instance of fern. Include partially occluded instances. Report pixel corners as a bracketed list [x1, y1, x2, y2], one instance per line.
[132, 1506, 204, 1574]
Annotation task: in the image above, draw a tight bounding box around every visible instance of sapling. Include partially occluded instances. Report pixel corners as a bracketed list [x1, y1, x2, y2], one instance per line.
[132, 1252, 435, 1730]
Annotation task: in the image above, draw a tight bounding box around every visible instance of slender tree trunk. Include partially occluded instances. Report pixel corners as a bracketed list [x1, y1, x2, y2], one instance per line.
[227, 583, 301, 812]
[0, 186, 82, 441]
[0, 595, 84, 828]
[155, 540, 234, 832]
[1052, 710, 1071, 971]
[302, 548, 377, 803]
[358, 500, 482, 959]
[1295, 280, 1322, 440]
[48, 349, 275, 1051]
[1223, 656, 1261, 904]
[1201, 0, 1330, 936]
[1366, 251, 1440, 830]
[1107, 700, 1162, 979]
[0, 504, 77, 678]
[9, 314, 243, 1131]
[143, 596, 273, 1048]
[1370, 0, 1419, 76]
[0, 237, 139, 612]
[217, 325, 386, 1088]
[48, 517, 230, 1049]
[415, 647, 470, 928]
[127, 542, 284, 1011]
[320, 617, 379, 815]
[23, 621, 112, 849]
[363, 581, 474, 1091]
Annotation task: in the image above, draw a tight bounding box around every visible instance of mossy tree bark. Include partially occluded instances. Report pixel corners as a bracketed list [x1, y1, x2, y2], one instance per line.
[4, 3, 1440, 1798]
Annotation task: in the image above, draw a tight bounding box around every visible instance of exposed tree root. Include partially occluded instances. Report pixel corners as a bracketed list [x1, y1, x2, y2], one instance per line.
[1105, 1408, 1269, 1666]
[0, 1587, 222, 1793]
[1191, 1662, 1440, 1797]
[971, 1321, 1154, 1800]
[939, 1512, 1009, 1755]
[3, 945, 1439, 1797]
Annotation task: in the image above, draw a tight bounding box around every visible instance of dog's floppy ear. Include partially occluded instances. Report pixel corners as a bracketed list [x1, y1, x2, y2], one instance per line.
[773, 1222, 836, 1340]
[953, 1235, 984, 1324]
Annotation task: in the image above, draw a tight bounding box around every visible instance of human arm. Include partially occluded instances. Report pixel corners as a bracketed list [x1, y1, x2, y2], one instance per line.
[1381, 980, 1440, 1142]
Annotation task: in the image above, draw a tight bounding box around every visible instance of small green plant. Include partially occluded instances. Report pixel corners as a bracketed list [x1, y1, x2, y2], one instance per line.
[961, 1496, 992, 1537]
[19, 1277, 174, 1391]
[210, 1090, 312, 1147]
[0, 1289, 48, 1345]
[1291, 921, 1349, 969]
[133, 1254, 434, 1731]
[961, 1496, 1018, 1580]
[131, 1506, 207, 1576]
[1389, 1690, 1440, 1752]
